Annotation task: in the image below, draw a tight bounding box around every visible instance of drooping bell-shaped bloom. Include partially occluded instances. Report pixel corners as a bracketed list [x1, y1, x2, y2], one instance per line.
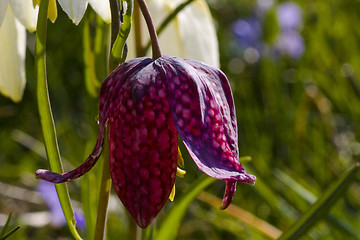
[32, 0, 111, 25]
[0, 0, 110, 102]
[0, 3, 30, 102]
[36, 55, 256, 228]
[127, 0, 219, 67]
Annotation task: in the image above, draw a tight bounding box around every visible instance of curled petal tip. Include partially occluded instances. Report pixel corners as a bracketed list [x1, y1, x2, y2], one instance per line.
[35, 169, 66, 183]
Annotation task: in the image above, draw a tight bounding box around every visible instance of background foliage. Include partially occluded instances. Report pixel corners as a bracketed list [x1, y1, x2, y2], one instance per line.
[1, 0, 360, 239]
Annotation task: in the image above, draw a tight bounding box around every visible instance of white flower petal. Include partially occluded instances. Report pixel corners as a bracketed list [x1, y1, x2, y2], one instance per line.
[0, 6, 26, 102]
[127, 0, 219, 67]
[57, 0, 88, 25]
[9, 0, 39, 32]
[88, 0, 111, 23]
[0, 0, 9, 27]
[177, 0, 219, 67]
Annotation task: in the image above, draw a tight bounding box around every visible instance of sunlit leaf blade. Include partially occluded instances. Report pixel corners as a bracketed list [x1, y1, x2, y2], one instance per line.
[197, 191, 282, 240]
[278, 163, 360, 240]
[110, 0, 133, 70]
[0, 213, 12, 237]
[156, 175, 215, 240]
[35, 1, 82, 239]
[275, 168, 360, 239]
[0, 226, 20, 240]
[83, 11, 100, 98]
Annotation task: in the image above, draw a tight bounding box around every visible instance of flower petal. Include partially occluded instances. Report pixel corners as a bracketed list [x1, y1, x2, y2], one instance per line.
[127, 0, 219, 67]
[176, 0, 219, 67]
[9, 0, 39, 32]
[0, 6, 26, 102]
[0, 0, 9, 28]
[88, 0, 111, 23]
[156, 56, 256, 185]
[57, 0, 88, 25]
[35, 59, 151, 183]
[220, 181, 237, 210]
[104, 58, 178, 228]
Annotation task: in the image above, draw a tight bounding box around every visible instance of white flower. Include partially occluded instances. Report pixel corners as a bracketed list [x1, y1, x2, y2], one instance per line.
[55, 0, 111, 25]
[0, 0, 35, 102]
[0, 0, 110, 102]
[127, 0, 220, 67]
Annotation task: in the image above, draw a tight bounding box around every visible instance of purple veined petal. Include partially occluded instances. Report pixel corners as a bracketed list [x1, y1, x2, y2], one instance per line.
[36, 58, 153, 183]
[155, 56, 256, 186]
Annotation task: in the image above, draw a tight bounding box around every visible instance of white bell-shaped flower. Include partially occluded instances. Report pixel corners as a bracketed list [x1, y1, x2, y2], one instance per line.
[127, 0, 220, 67]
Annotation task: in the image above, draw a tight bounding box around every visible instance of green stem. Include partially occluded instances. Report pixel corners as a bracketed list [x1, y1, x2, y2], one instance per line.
[133, 0, 143, 57]
[136, 0, 162, 59]
[94, 130, 111, 240]
[35, 0, 82, 239]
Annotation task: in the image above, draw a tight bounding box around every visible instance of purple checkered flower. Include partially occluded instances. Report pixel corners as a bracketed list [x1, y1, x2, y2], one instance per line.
[36, 55, 256, 228]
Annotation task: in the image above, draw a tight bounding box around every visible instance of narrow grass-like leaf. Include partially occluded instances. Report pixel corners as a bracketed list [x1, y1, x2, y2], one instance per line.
[156, 175, 215, 240]
[275, 168, 360, 239]
[0, 213, 12, 237]
[197, 191, 282, 239]
[35, 1, 82, 239]
[278, 163, 360, 240]
[83, 11, 100, 97]
[0, 226, 20, 240]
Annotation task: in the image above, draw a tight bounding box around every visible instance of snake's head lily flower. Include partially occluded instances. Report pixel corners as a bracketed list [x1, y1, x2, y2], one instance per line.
[36, 55, 256, 228]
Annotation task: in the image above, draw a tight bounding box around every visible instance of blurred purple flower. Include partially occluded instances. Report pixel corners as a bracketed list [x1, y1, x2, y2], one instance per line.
[276, 2, 302, 31]
[232, 17, 262, 50]
[276, 31, 304, 59]
[36, 180, 85, 231]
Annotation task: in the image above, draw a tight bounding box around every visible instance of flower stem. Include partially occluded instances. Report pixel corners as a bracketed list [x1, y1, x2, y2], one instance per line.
[133, 0, 143, 57]
[93, 130, 111, 240]
[136, 0, 162, 59]
[35, 0, 81, 239]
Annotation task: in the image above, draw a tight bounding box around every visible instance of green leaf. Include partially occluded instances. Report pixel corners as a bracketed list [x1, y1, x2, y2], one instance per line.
[110, 0, 134, 71]
[35, 1, 82, 239]
[278, 163, 360, 240]
[0, 226, 20, 240]
[0, 213, 12, 237]
[156, 175, 216, 240]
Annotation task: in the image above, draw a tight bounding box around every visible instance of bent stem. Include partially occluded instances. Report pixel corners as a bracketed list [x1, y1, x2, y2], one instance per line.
[136, 0, 162, 59]
[35, 0, 81, 239]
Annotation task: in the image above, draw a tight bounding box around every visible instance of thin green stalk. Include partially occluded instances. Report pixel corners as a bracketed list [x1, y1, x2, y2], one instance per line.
[35, 0, 82, 239]
[142, 0, 195, 55]
[94, 130, 111, 240]
[133, 0, 143, 57]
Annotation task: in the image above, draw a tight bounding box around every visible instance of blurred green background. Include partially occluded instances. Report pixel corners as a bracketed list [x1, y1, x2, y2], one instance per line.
[1, 0, 360, 239]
